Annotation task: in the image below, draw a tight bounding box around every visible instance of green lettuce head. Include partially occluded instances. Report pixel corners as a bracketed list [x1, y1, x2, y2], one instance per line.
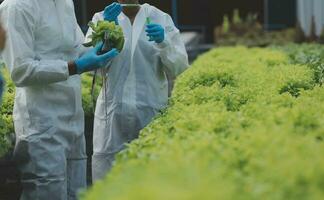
[84, 20, 125, 52]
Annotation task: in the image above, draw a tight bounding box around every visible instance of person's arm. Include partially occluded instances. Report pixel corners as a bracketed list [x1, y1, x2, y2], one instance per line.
[1, 5, 70, 87]
[155, 15, 189, 79]
[75, 25, 88, 57]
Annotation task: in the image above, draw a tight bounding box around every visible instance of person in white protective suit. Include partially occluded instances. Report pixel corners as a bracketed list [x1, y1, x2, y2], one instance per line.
[87, 0, 189, 181]
[0, 0, 119, 199]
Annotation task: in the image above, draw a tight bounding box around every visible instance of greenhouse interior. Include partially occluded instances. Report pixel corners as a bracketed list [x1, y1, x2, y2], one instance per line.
[0, 0, 323, 199]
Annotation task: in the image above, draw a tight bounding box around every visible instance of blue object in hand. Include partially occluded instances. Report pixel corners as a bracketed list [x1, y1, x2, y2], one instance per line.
[75, 43, 119, 74]
[145, 23, 165, 43]
[103, 2, 122, 25]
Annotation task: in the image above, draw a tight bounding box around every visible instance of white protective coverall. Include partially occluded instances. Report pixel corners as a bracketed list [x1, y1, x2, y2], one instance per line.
[297, 0, 324, 36]
[0, 0, 87, 199]
[87, 3, 189, 181]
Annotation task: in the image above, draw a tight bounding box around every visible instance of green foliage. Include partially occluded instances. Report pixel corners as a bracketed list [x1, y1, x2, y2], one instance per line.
[215, 10, 297, 47]
[222, 15, 230, 34]
[84, 20, 125, 52]
[0, 67, 14, 156]
[83, 46, 324, 200]
[277, 44, 324, 85]
[232, 9, 242, 25]
[0, 44, 323, 198]
[81, 72, 102, 117]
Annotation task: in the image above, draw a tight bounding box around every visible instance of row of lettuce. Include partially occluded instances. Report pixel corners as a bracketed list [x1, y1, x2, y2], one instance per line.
[82, 44, 324, 200]
[0, 44, 323, 199]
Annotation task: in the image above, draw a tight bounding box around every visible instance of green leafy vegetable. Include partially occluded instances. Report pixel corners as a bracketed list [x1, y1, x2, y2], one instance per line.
[82, 45, 324, 200]
[84, 20, 125, 52]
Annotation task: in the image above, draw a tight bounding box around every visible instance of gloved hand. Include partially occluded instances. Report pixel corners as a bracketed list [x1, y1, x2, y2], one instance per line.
[145, 23, 165, 44]
[103, 2, 122, 25]
[75, 43, 119, 74]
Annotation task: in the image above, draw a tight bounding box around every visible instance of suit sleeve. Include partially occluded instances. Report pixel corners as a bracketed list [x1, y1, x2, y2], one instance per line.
[155, 14, 189, 79]
[1, 5, 69, 87]
[75, 25, 88, 57]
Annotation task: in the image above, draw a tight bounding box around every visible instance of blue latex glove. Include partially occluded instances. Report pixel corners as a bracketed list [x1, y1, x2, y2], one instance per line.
[103, 2, 122, 25]
[75, 43, 119, 74]
[145, 24, 165, 44]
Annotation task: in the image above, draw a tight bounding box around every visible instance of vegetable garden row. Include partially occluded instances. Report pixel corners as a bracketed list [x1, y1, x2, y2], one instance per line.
[1, 44, 324, 199]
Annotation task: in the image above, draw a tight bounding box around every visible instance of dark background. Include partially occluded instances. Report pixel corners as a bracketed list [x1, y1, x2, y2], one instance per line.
[0, 0, 297, 42]
[74, 0, 297, 43]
